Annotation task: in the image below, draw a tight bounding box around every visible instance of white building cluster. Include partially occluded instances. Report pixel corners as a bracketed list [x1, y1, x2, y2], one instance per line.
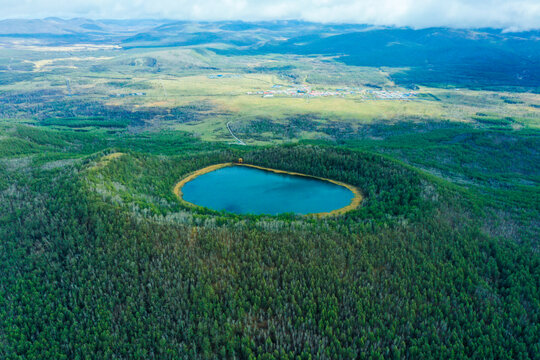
[247, 86, 417, 100]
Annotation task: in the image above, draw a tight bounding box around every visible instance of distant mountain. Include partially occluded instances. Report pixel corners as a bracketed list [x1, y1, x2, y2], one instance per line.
[1, 18, 538, 89]
[256, 28, 540, 65]
[0, 18, 367, 46]
[120, 20, 370, 48]
[249, 28, 540, 89]
[121, 21, 540, 88]
[0, 18, 170, 43]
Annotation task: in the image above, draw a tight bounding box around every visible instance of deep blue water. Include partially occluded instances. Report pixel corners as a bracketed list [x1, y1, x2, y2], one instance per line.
[181, 165, 354, 215]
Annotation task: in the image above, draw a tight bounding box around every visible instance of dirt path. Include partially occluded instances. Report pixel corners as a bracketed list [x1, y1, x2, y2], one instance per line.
[226, 121, 246, 145]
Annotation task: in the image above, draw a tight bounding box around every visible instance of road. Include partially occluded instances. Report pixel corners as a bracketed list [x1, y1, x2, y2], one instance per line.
[226, 121, 246, 145]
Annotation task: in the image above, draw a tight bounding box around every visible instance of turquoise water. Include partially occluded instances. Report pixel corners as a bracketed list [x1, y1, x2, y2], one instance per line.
[181, 165, 354, 215]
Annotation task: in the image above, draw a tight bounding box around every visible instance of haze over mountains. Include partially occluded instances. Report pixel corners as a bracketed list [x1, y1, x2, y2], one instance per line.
[1, 18, 539, 89]
[0, 18, 167, 42]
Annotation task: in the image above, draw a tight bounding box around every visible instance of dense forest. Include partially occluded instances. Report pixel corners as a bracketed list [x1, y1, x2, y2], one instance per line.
[0, 125, 538, 359]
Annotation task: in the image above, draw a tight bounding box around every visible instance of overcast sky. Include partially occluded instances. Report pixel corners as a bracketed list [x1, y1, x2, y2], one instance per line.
[2, 0, 540, 30]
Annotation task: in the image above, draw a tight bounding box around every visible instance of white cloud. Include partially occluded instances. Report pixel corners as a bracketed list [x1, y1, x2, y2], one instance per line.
[2, 0, 540, 30]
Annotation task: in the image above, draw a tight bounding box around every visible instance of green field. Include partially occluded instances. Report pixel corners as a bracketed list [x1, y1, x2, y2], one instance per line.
[1, 46, 538, 145]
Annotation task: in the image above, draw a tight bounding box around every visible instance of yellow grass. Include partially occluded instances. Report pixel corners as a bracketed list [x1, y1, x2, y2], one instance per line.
[157, 74, 279, 97]
[218, 95, 446, 122]
[88, 152, 125, 170]
[173, 162, 363, 217]
[24, 57, 113, 72]
[173, 162, 233, 205]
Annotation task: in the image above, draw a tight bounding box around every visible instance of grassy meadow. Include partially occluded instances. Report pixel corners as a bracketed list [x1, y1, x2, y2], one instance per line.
[2, 46, 538, 144]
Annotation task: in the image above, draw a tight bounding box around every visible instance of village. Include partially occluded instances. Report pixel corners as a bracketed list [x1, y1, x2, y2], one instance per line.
[246, 85, 418, 100]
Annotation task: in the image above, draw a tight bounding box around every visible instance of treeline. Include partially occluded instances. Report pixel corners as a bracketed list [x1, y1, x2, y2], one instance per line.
[41, 116, 130, 129]
[0, 94, 221, 127]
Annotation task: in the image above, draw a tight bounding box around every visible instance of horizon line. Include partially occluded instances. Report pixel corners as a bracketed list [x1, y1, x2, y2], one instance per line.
[0, 17, 539, 32]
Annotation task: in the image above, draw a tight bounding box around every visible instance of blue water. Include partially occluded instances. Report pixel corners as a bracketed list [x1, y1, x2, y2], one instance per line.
[181, 165, 354, 215]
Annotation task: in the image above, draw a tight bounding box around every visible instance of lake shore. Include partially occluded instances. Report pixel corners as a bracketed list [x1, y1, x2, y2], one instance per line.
[173, 162, 363, 217]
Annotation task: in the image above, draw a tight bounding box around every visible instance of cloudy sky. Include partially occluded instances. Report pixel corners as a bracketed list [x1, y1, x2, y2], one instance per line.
[2, 0, 540, 30]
